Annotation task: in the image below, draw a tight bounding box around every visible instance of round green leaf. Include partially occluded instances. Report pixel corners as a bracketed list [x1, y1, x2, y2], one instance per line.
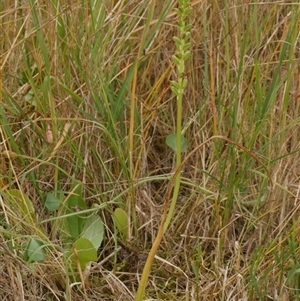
[166, 134, 187, 152]
[68, 238, 97, 270]
[45, 193, 61, 211]
[24, 238, 46, 262]
[112, 208, 128, 239]
[81, 215, 104, 250]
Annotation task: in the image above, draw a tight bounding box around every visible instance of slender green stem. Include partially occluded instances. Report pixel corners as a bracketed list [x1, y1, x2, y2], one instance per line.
[164, 88, 183, 232]
[135, 1, 192, 300]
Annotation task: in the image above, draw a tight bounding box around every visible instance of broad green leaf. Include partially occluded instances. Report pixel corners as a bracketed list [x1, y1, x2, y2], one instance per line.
[45, 193, 61, 211]
[67, 182, 86, 209]
[112, 208, 128, 239]
[6, 189, 35, 224]
[166, 134, 187, 152]
[24, 238, 46, 262]
[81, 215, 104, 250]
[68, 238, 97, 270]
[66, 183, 87, 239]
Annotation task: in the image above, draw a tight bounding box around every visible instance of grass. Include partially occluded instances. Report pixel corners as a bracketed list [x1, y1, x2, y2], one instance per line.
[1, 0, 300, 300]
